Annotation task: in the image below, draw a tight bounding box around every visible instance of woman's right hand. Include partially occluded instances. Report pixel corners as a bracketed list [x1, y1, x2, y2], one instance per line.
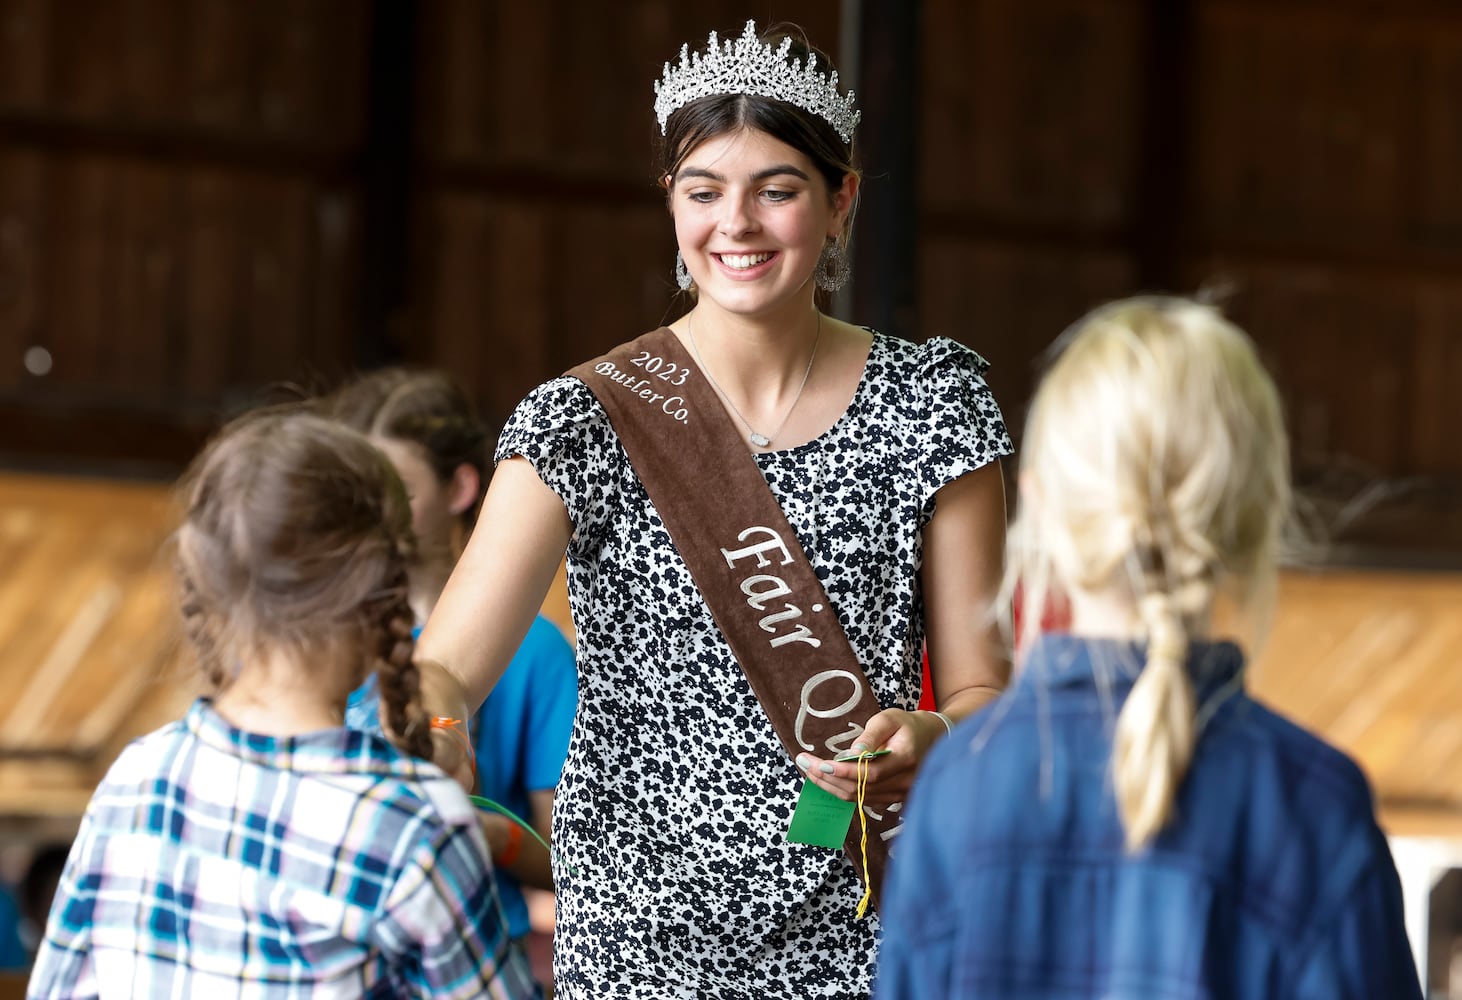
[414, 456, 575, 793]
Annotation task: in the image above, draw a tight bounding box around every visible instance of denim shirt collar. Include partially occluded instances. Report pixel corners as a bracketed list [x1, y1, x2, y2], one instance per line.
[1016, 633, 1248, 705]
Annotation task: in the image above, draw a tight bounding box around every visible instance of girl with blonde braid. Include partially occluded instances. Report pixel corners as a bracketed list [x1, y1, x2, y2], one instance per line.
[877, 297, 1421, 1000]
[28, 411, 538, 999]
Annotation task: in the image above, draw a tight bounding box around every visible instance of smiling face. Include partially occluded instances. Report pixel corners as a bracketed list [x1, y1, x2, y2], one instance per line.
[668, 127, 856, 320]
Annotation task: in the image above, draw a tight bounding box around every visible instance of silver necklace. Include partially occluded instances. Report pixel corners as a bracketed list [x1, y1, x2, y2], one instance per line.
[685, 311, 822, 448]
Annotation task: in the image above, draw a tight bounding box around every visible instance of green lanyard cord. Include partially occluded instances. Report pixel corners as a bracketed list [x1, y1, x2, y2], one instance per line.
[469, 794, 579, 877]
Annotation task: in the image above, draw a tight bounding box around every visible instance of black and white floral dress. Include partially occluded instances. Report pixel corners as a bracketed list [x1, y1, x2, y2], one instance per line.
[496, 333, 1013, 1000]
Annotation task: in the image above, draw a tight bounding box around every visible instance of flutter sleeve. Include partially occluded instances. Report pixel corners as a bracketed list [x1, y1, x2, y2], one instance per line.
[915, 337, 1015, 521]
[495, 375, 625, 542]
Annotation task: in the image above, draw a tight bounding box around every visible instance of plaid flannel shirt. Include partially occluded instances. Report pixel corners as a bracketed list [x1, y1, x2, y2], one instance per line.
[28, 699, 539, 999]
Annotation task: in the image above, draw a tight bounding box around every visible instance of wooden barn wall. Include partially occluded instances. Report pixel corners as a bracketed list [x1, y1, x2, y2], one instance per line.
[919, 0, 1145, 425]
[0, 0, 1457, 555]
[1186, 2, 1462, 487]
[918, 0, 1462, 554]
[0, 0, 370, 469]
[406, 0, 843, 429]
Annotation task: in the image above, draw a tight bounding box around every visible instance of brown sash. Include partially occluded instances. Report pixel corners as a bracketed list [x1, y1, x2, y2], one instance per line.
[570, 326, 899, 905]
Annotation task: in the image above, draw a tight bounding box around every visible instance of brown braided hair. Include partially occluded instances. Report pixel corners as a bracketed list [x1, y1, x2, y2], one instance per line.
[174, 407, 434, 761]
[368, 566, 434, 760]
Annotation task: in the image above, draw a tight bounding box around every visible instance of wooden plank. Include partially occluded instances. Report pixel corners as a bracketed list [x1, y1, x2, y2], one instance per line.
[1191, 3, 1419, 254]
[417, 192, 488, 408]
[1415, 45, 1462, 243]
[1, 582, 123, 747]
[1250, 569, 1462, 828]
[118, 0, 183, 122]
[235, 176, 310, 387]
[0, 1, 370, 470]
[178, 168, 240, 398]
[0, 0, 52, 109]
[44, 156, 114, 390]
[0, 149, 46, 393]
[920, 0, 1142, 229]
[1209, 266, 1416, 477]
[413, 0, 487, 166]
[488, 2, 553, 165]
[0, 472, 572, 821]
[547, 203, 670, 374]
[112, 160, 176, 397]
[306, 185, 359, 380]
[0, 514, 109, 732]
[1410, 290, 1462, 476]
[417, 194, 671, 429]
[0, 474, 180, 754]
[51, 0, 124, 119]
[0, 760, 96, 818]
[184, 0, 252, 130]
[919, 239, 1138, 409]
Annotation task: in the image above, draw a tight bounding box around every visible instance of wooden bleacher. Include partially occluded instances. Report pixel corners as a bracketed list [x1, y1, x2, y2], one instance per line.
[2, 469, 1458, 838]
[0, 471, 577, 835]
[1248, 570, 1462, 837]
[0, 469, 1458, 835]
[0, 469, 1458, 991]
[0, 473, 194, 827]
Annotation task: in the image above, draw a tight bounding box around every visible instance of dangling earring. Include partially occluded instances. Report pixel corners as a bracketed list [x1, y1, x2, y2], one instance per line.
[814, 238, 849, 292]
[675, 250, 693, 291]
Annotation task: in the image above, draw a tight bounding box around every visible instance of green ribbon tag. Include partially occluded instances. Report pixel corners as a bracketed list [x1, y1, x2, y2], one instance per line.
[787, 779, 856, 849]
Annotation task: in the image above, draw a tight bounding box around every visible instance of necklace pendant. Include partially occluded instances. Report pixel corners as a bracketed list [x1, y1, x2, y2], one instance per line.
[749, 432, 772, 447]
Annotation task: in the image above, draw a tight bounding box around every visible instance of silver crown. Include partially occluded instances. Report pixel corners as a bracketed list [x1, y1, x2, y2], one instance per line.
[653, 20, 861, 144]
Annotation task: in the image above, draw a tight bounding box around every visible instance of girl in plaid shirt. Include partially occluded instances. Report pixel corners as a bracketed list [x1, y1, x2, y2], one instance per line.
[29, 410, 538, 999]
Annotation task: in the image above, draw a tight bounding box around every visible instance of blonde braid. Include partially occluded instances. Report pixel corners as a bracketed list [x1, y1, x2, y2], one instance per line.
[1006, 296, 1292, 850]
[1112, 585, 1200, 852]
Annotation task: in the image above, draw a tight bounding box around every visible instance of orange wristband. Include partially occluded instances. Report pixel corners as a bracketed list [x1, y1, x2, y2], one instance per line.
[429, 716, 477, 787]
[494, 818, 525, 868]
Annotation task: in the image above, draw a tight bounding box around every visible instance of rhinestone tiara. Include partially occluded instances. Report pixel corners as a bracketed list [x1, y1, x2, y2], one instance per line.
[653, 20, 861, 145]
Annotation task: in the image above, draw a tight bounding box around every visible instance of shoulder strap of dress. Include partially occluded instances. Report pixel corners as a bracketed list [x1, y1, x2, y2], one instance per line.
[569, 327, 897, 903]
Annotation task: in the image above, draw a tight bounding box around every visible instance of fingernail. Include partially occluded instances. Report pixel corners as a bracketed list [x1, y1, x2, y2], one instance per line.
[796, 755, 813, 771]
[852, 742, 870, 753]
[819, 763, 837, 775]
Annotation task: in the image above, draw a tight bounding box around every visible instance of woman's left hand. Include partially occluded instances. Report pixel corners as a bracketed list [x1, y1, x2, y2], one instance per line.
[794, 708, 946, 808]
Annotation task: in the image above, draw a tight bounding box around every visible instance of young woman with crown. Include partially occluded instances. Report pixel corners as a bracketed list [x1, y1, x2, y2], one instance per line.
[412, 21, 1013, 999]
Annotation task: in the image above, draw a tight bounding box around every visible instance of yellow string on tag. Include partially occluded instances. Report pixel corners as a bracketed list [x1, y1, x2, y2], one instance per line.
[855, 754, 873, 918]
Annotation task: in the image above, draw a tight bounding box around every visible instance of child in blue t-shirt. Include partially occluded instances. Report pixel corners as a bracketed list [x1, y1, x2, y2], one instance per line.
[330, 368, 578, 966]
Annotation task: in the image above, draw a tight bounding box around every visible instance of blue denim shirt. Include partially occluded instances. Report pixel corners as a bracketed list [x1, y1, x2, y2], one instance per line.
[876, 635, 1421, 1000]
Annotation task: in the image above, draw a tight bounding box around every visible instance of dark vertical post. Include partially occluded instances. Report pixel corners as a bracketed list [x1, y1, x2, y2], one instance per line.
[357, 1, 418, 367]
[845, 0, 922, 339]
[1131, 0, 1195, 292]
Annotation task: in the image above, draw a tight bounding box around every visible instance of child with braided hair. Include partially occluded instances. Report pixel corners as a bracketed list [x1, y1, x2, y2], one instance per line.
[27, 410, 539, 999]
[876, 297, 1421, 999]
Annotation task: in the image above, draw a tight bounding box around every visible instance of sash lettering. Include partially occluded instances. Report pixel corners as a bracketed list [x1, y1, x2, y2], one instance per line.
[571, 327, 901, 908]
